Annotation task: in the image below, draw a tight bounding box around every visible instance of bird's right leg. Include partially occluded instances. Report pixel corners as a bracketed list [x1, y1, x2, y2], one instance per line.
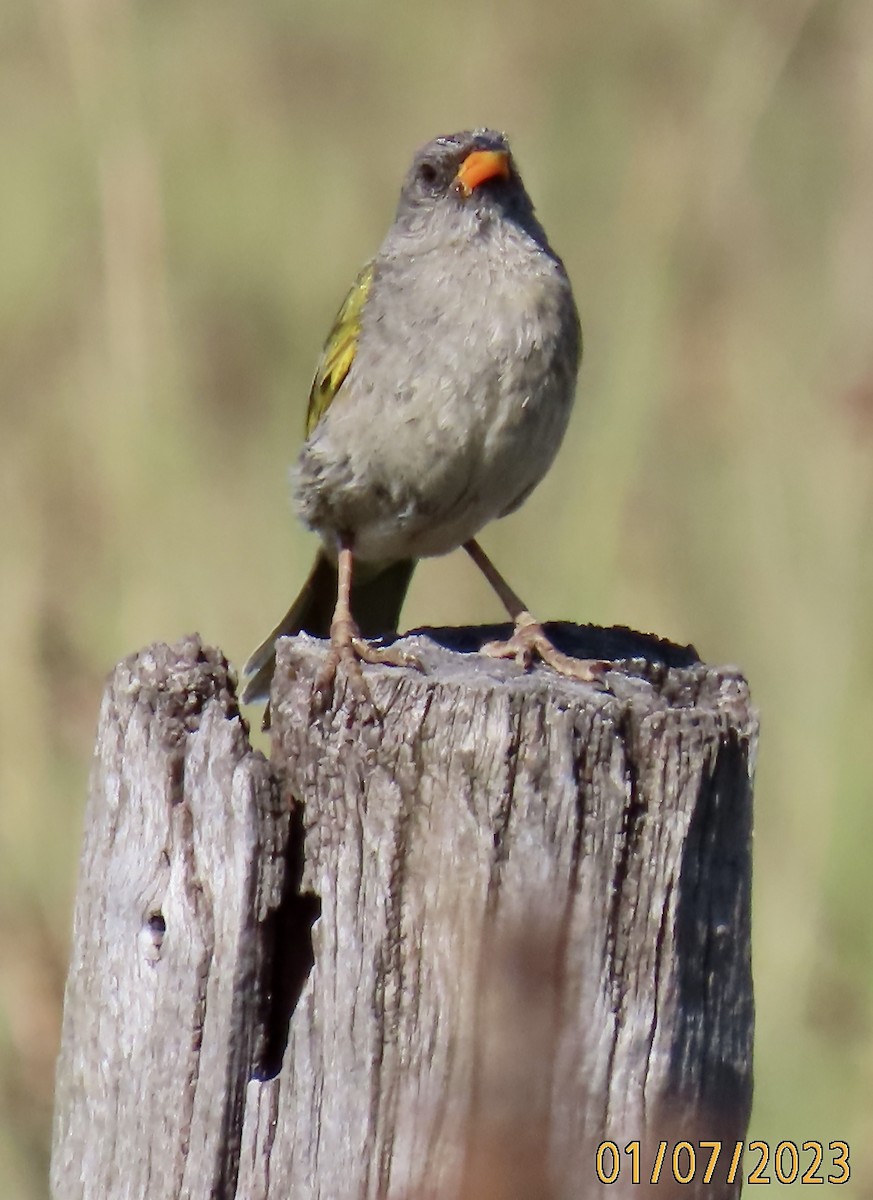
[314, 534, 420, 707]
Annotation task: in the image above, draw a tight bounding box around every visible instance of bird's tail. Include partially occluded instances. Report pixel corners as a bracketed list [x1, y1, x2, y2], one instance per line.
[241, 549, 415, 705]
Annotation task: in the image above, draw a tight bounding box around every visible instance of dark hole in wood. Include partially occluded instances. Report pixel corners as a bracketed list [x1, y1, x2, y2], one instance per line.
[254, 800, 321, 1081]
[392, 621, 700, 668]
[140, 911, 166, 961]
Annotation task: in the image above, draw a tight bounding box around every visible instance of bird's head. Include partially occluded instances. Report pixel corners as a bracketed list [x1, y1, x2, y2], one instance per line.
[394, 129, 538, 239]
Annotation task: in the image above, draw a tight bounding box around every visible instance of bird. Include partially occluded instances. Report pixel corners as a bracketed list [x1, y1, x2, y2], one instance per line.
[242, 128, 606, 715]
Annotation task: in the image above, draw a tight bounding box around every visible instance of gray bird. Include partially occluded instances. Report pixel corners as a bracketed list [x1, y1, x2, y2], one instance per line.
[242, 128, 604, 710]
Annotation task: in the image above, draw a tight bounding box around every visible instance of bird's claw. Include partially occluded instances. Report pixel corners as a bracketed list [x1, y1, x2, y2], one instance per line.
[350, 638, 423, 673]
[311, 621, 423, 716]
[480, 615, 611, 688]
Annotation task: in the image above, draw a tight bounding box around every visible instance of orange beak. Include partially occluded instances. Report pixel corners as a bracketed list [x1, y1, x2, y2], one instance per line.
[454, 148, 511, 197]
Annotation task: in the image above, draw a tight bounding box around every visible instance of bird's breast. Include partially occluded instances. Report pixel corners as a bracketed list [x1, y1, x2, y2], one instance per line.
[296, 230, 579, 561]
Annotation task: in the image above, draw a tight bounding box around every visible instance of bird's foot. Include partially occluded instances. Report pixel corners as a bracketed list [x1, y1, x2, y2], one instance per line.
[313, 616, 422, 712]
[480, 612, 611, 687]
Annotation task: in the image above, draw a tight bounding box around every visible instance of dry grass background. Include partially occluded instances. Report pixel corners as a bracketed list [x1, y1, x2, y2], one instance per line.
[2, 0, 873, 1194]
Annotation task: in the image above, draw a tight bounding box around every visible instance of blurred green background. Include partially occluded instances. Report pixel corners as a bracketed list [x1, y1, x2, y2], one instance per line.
[3, 0, 872, 1193]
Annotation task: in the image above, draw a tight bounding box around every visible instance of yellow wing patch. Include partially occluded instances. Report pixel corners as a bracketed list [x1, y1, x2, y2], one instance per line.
[305, 262, 375, 436]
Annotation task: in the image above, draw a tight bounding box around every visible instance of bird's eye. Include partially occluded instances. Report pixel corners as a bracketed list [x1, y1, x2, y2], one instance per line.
[418, 161, 439, 188]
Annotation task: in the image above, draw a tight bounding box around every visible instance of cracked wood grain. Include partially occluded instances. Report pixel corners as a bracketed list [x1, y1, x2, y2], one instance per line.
[241, 626, 756, 1200]
[51, 624, 756, 1200]
[50, 638, 290, 1200]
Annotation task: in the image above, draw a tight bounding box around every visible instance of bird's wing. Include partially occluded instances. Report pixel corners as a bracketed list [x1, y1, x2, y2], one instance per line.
[305, 261, 375, 436]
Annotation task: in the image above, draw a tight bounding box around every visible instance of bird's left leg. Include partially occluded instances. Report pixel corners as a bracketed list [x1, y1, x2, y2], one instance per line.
[463, 539, 608, 684]
[315, 534, 421, 704]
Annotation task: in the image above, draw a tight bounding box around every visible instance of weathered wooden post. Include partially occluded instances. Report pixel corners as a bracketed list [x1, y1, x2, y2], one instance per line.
[50, 624, 756, 1199]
